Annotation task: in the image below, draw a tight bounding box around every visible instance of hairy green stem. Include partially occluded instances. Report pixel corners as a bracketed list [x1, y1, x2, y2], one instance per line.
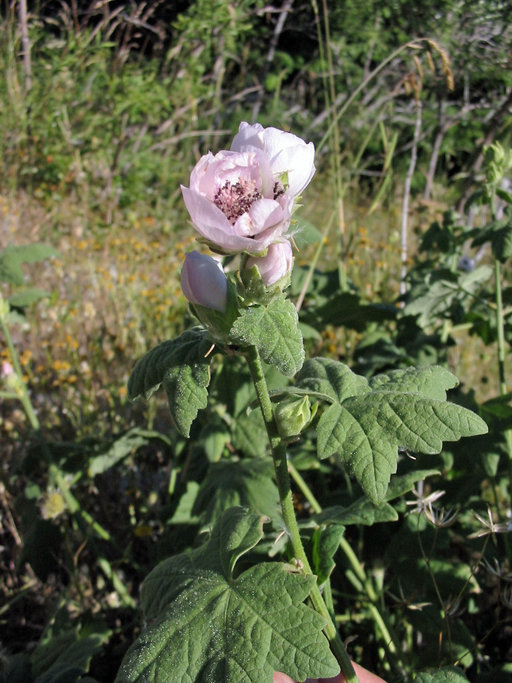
[288, 460, 402, 669]
[245, 345, 358, 682]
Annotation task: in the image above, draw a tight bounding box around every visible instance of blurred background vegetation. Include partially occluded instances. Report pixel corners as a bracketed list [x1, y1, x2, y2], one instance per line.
[1, 1, 512, 680]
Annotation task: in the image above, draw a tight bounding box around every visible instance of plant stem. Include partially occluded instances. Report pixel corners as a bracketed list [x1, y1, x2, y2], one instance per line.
[489, 189, 512, 487]
[245, 345, 358, 682]
[494, 258, 512, 483]
[400, 96, 422, 302]
[288, 460, 402, 670]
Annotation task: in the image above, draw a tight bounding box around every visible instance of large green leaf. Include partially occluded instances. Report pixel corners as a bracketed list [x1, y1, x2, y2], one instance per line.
[229, 297, 304, 376]
[128, 328, 214, 437]
[309, 470, 439, 527]
[413, 666, 469, 681]
[318, 392, 487, 503]
[404, 266, 492, 327]
[471, 215, 512, 262]
[193, 459, 280, 526]
[116, 507, 339, 683]
[88, 428, 171, 477]
[369, 365, 458, 399]
[297, 357, 368, 403]
[301, 361, 487, 504]
[0, 244, 59, 285]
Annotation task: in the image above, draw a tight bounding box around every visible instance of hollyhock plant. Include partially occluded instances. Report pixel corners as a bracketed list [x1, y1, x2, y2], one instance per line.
[246, 240, 294, 287]
[122, 122, 488, 683]
[181, 122, 315, 255]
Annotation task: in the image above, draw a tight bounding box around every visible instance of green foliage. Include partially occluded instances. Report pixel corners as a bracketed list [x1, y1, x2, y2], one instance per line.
[471, 214, 512, 263]
[413, 666, 469, 682]
[0, 243, 59, 286]
[128, 328, 213, 437]
[298, 360, 487, 502]
[229, 297, 305, 377]
[116, 507, 339, 683]
[32, 623, 111, 683]
[0, 243, 59, 319]
[87, 428, 171, 477]
[310, 470, 439, 527]
[193, 459, 280, 526]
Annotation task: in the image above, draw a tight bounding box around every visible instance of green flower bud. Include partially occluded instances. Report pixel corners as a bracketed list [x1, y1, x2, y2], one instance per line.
[274, 395, 313, 439]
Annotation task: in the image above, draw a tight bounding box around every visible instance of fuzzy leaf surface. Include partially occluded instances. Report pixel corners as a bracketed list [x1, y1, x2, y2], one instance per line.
[304, 362, 487, 503]
[116, 507, 339, 683]
[229, 297, 304, 376]
[318, 393, 487, 503]
[413, 667, 469, 682]
[128, 328, 213, 437]
[193, 460, 280, 526]
[297, 358, 368, 403]
[369, 366, 458, 400]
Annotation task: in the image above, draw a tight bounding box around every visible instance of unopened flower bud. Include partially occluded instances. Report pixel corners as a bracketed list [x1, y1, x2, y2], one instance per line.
[274, 395, 313, 439]
[246, 240, 293, 287]
[181, 251, 228, 312]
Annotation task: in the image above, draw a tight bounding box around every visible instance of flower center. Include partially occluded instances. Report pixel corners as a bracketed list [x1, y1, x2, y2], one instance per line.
[213, 179, 261, 225]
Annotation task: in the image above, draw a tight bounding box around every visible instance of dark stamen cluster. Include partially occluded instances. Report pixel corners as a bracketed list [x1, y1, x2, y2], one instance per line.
[273, 181, 285, 199]
[213, 181, 261, 225]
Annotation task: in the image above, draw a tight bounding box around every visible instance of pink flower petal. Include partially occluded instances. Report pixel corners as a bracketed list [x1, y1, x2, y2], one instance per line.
[181, 186, 279, 254]
[245, 198, 285, 235]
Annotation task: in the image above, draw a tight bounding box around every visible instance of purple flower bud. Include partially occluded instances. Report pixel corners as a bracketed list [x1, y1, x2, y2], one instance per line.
[247, 240, 293, 286]
[181, 251, 228, 312]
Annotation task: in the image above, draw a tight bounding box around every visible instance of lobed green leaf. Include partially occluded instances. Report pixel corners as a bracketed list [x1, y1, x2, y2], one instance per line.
[116, 507, 339, 683]
[317, 391, 487, 504]
[229, 297, 304, 376]
[128, 328, 214, 437]
[297, 357, 368, 403]
[301, 361, 487, 504]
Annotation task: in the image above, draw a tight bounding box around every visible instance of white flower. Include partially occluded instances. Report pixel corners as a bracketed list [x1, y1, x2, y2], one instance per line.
[231, 122, 315, 197]
[181, 123, 315, 255]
